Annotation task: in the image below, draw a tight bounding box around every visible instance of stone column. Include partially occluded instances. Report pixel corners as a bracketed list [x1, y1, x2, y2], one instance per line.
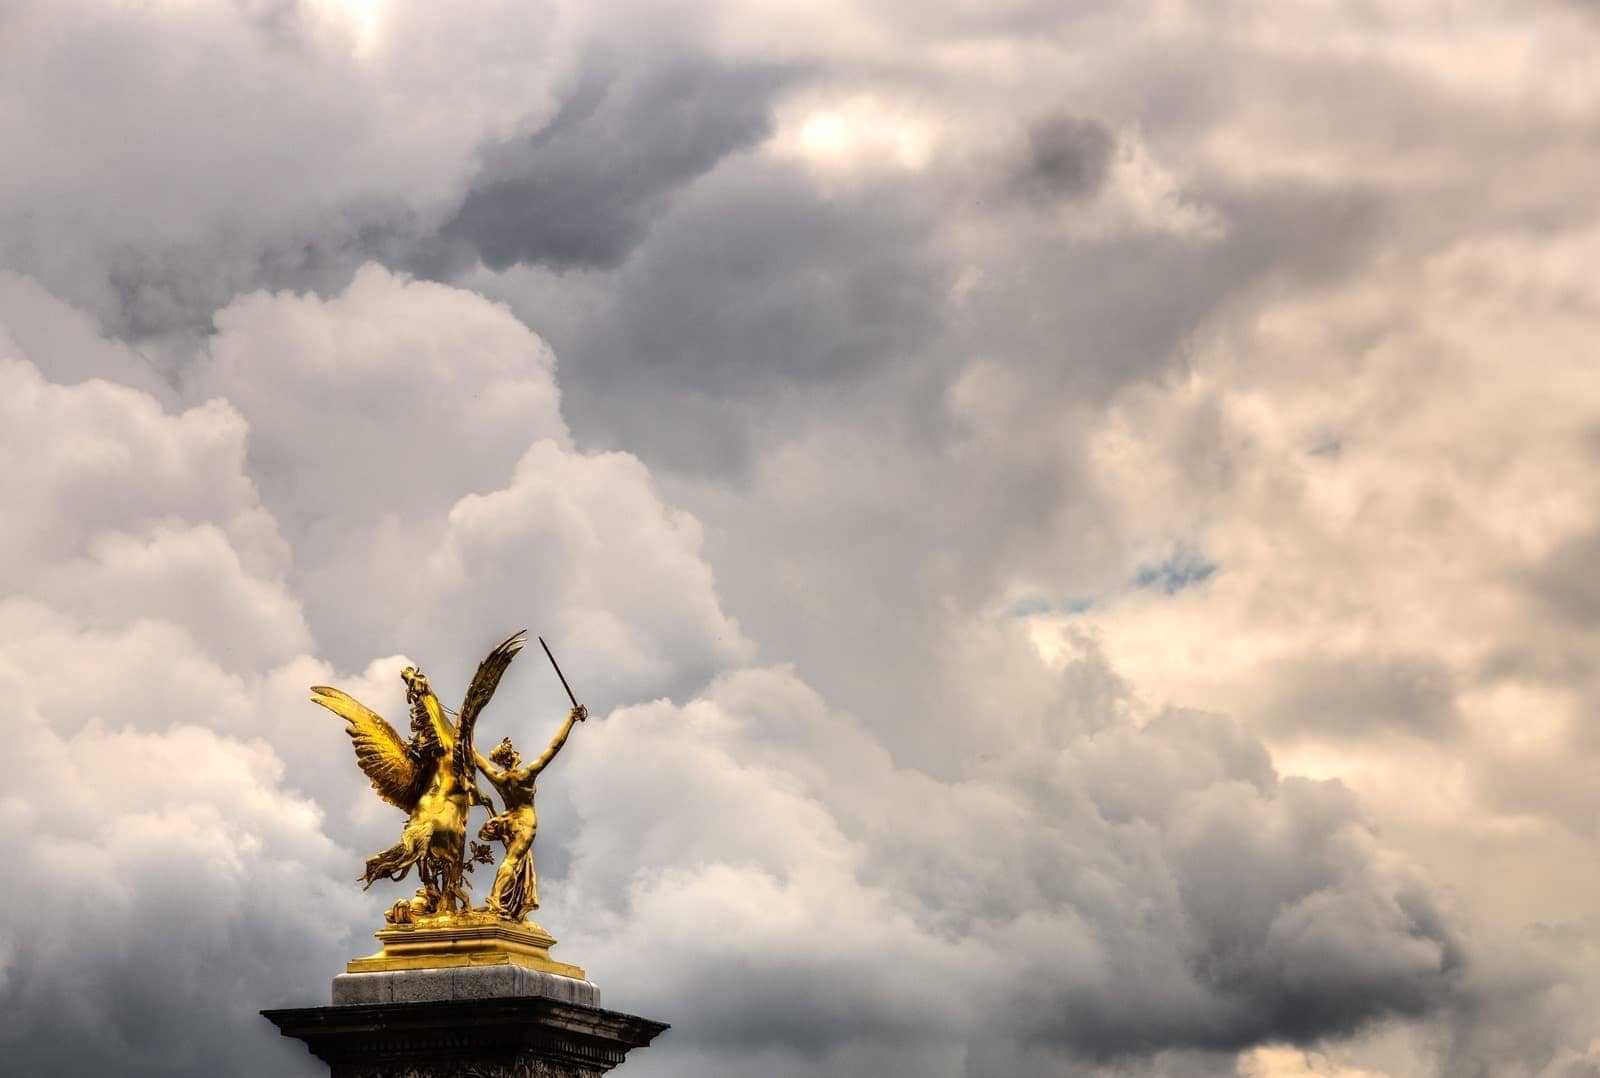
[263, 921, 667, 1077]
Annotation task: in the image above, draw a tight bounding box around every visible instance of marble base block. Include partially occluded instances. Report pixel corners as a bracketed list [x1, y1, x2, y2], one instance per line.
[331, 965, 601, 1007]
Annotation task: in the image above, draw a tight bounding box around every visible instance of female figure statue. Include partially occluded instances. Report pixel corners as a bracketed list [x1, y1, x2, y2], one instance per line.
[476, 705, 586, 920]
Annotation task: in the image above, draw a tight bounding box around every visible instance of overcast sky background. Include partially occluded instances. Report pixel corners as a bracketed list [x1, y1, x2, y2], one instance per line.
[2, 2, 1599, 1076]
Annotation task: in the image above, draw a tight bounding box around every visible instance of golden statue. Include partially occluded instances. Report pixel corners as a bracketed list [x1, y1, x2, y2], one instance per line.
[476, 703, 587, 920]
[316, 630, 593, 979]
[312, 630, 525, 922]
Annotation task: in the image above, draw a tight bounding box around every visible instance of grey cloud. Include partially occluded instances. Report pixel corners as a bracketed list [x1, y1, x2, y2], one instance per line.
[1253, 651, 1461, 740]
[513, 153, 959, 478]
[0, 644, 360, 1078]
[575, 157, 952, 391]
[557, 668, 1461, 1073]
[550, 173, 1391, 773]
[0, 271, 173, 397]
[1011, 113, 1118, 203]
[423, 59, 795, 275]
[0, 0, 569, 341]
[543, 164, 1388, 488]
[19, 47, 790, 345]
[1527, 527, 1600, 629]
[1424, 928, 1600, 1078]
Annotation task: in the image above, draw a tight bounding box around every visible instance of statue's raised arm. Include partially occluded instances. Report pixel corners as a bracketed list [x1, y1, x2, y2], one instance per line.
[528, 704, 585, 775]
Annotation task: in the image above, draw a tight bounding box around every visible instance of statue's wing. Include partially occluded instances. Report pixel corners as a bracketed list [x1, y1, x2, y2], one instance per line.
[454, 630, 527, 781]
[311, 685, 422, 810]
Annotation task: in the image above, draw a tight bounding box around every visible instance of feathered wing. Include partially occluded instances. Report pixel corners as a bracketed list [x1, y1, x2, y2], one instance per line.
[454, 630, 527, 786]
[311, 685, 423, 810]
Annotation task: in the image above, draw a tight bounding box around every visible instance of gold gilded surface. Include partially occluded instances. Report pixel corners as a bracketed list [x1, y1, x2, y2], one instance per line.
[476, 704, 585, 920]
[315, 628, 591, 961]
[346, 913, 586, 979]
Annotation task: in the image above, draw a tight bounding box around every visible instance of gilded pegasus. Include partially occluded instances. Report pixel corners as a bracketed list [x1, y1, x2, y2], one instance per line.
[312, 630, 526, 921]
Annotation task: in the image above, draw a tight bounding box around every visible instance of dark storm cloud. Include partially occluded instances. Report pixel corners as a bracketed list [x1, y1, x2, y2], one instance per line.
[84, 53, 795, 344]
[548, 153, 1390, 482]
[104, 237, 386, 342]
[1046, 713, 1458, 1057]
[426, 60, 796, 274]
[558, 673, 1462, 1075]
[525, 152, 958, 473]
[4, 888, 348, 1078]
[577, 158, 950, 391]
[993, 787, 1460, 1060]
[1011, 113, 1117, 203]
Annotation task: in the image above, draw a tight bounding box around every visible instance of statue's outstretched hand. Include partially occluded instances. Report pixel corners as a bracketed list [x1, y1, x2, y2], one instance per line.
[571, 705, 588, 723]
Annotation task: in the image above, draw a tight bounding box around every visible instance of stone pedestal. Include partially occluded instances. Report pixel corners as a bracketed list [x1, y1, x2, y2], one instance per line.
[264, 920, 667, 1077]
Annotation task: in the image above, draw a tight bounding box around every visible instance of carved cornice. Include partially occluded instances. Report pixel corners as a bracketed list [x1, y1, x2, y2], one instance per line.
[263, 997, 668, 1078]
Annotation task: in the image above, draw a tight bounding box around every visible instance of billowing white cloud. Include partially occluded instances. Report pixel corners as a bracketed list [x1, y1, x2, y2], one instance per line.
[0, 271, 754, 1072]
[0, 674, 363, 1078]
[0, 355, 304, 670]
[0, 340, 356, 1075]
[194, 264, 749, 701]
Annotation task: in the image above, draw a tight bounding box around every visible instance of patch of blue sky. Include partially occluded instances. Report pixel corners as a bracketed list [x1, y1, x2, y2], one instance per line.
[1132, 547, 1217, 595]
[1007, 549, 1213, 618]
[1009, 595, 1095, 618]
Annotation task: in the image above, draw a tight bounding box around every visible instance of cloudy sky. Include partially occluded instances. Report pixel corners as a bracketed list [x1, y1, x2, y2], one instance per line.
[3, 2, 1599, 1075]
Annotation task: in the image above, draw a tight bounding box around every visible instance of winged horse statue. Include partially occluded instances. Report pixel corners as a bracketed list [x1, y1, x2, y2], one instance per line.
[311, 630, 526, 922]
